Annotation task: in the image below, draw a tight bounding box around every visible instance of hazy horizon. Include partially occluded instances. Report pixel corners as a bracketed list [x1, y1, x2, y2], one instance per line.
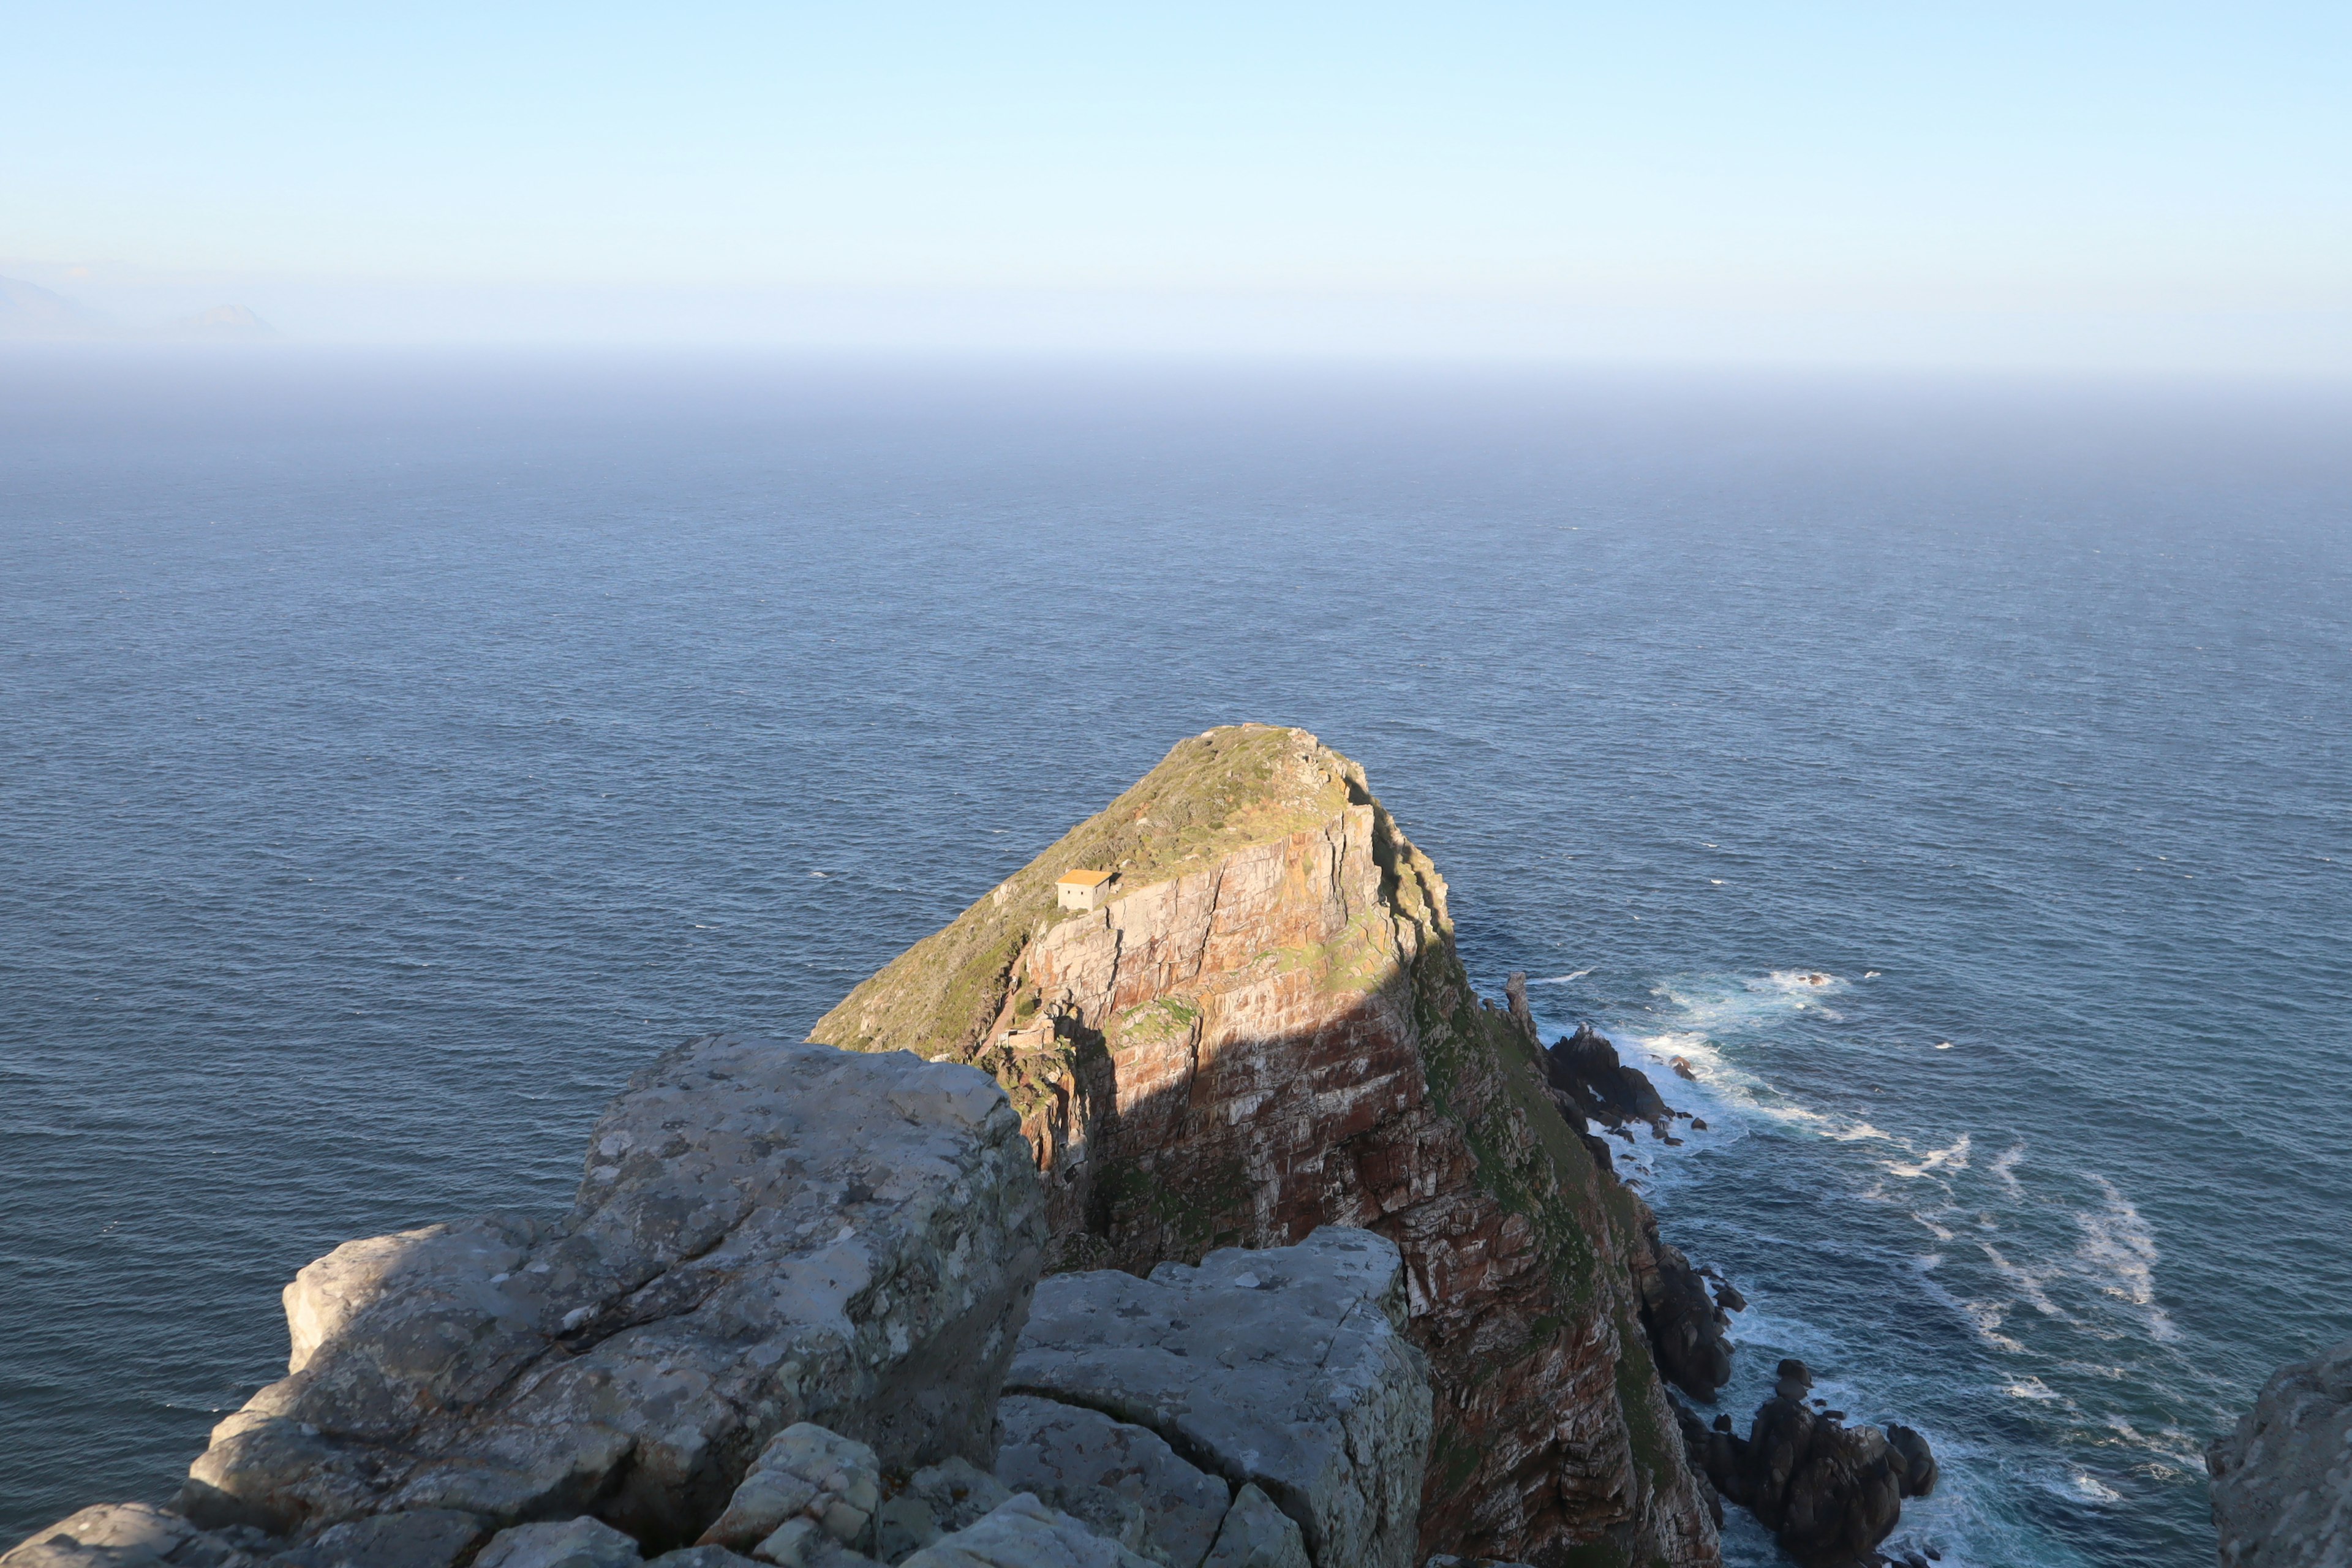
[6, 4, 2347, 371]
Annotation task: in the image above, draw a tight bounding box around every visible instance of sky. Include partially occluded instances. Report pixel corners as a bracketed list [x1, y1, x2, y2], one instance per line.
[4, 2, 2349, 366]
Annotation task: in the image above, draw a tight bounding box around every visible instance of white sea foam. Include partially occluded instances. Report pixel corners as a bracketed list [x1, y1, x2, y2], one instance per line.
[1523, 968, 1594, 986]
[2075, 1177, 2179, 1341]
[2004, 1377, 2064, 1403]
[1980, 1242, 2068, 1320]
[2069, 1471, 2124, 1505]
[1886, 1133, 1972, 1180]
[1991, 1142, 2027, 1197]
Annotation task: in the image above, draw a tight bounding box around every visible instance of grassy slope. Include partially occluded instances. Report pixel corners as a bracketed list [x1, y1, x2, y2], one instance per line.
[807, 725, 1351, 1060]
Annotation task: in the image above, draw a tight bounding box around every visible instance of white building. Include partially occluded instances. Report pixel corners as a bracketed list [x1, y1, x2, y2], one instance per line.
[1055, 868, 1115, 912]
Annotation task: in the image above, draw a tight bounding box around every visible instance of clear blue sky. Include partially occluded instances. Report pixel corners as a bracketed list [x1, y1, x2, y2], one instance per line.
[6, 2, 2347, 361]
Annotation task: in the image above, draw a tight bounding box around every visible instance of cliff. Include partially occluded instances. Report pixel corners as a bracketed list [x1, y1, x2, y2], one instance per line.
[2208, 1336, 2352, 1568]
[810, 726, 1719, 1567]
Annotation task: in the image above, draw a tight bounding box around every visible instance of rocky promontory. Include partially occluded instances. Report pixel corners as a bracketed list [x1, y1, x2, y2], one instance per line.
[12, 724, 1904, 1568]
[810, 726, 1719, 1564]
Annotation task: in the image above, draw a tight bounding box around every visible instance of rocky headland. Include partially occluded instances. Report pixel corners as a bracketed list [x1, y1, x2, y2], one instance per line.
[10, 726, 1954, 1568]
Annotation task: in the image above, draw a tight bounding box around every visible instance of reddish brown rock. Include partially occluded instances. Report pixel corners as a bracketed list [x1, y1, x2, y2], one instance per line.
[810, 727, 1718, 1567]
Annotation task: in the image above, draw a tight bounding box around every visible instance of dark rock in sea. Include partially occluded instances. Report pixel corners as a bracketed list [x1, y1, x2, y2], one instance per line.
[1696, 1359, 1926, 1567]
[2208, 1335, 2352, 1567]
[1887, 1425, 1938, 1499]
[1713, 1280, 1747, 1313]
[1671, 1057, 1698, 1081]
[1544, 1022, 1677, 1137]
[1630, 1223, 1735, 1401]
[1689, 1118, 1708, 1131]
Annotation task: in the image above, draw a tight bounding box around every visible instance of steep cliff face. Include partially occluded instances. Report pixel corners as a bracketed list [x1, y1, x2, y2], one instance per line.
[810, 726, 1719, 1567]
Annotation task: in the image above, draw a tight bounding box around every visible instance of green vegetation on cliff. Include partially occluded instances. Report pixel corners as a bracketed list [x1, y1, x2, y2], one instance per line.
[808, 724, 1359, 1060]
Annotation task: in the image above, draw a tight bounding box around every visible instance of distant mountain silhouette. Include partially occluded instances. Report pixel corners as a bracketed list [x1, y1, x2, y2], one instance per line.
[162, 303, 277, 338]
[0, 276, 115, 339]
[1, 276, 277, 340]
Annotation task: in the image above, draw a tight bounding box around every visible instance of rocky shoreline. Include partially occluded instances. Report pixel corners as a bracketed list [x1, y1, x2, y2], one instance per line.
[11, 728, 1967, 1568]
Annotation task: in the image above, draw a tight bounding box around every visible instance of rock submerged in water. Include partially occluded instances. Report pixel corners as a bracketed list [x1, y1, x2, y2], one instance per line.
[1686, 1360, 1937, 1568]
[2208, 1335, 2352, 1568]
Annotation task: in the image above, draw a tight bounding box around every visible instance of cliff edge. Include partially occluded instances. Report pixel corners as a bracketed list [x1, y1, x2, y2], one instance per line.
[810, 725, 1720, 1567]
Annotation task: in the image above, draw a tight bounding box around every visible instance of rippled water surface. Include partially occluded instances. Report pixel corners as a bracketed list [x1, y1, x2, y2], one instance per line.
[3, 350, 2346, 1561]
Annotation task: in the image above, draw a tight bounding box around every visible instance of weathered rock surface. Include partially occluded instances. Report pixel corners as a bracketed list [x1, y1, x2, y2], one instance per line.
[994, 1396, 1233, 1567]
[1198, 1489, 1308, 1568]
[0, 1505, 271, 1568]
[896, 1495, 1154, 1568]
[810, 726, 1719, 1566]
[1005, 1227, 1431, 1568]
[1540, 1020, 1673, 1140]
[1693, 1360, 1934, 1568]
[283, 1510, 488, 1568]
[698, 1423, 885, 1557]
[179, 1036, 1047, 1548]
[1627, 1213, 1736, 1403]
[2208, 1335, 2352, 1568]
[476, 1518, 645, 1568]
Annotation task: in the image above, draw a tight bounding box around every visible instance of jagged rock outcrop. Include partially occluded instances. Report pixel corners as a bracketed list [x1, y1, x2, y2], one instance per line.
[1627, 1212, 1736, 1403]
[1005, 1227, 1427, 1568]
[178, 1036, 1047, 1547]
[810, 726, 1719, 1566]
[1540, 1019, 1674, 1141]
[2208, 1336, 2352, 1567]
[1690, 1360, 1936, 1568]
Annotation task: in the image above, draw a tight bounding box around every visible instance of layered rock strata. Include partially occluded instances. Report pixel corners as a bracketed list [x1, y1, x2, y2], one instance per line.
[178, 1036, 1047, 1547]
[2208, 1335, 2352, 1568]
[810, 726, 1719, 1566]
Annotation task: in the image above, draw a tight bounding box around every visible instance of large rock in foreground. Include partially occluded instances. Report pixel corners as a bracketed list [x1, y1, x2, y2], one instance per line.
[1006, 1227, 1428, 1568]
[810, 727, 1719, 1566]
[180, 1036, 1047, 1547]
[2209, 1336, 2352, 1568]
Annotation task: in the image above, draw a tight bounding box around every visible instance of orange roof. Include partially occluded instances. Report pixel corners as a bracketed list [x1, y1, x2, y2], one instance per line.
[1057, 868, 1115, 888]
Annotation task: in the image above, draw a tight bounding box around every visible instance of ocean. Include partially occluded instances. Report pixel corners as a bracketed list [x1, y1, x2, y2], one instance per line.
[2, 349, 2346, 1564]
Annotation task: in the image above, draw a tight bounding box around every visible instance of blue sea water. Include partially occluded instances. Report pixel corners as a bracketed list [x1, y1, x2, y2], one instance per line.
[2, 349, 2346, 1564]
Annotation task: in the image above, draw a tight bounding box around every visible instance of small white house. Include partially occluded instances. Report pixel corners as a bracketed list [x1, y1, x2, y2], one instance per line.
[1055, 868, 1115, 912]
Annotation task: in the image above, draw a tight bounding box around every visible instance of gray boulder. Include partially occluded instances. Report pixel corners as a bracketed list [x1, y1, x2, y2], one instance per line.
[1200, 1489, 1308, 1568]
[2209, 1336, 2352, 1567]
[993, 1396, 1232, 1567]
[896, 1496, 1153, 1568]
[1005, 1227, 1431, 1568]
[178, 1036, 1048, 1547]
[698, 1423, 883, 1556]
[0, 1506, 268, 1568]
[287, 1510, 488, 1568]
[872, 1460, 1012, 1562]
[475, 1518, 644, 1568]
